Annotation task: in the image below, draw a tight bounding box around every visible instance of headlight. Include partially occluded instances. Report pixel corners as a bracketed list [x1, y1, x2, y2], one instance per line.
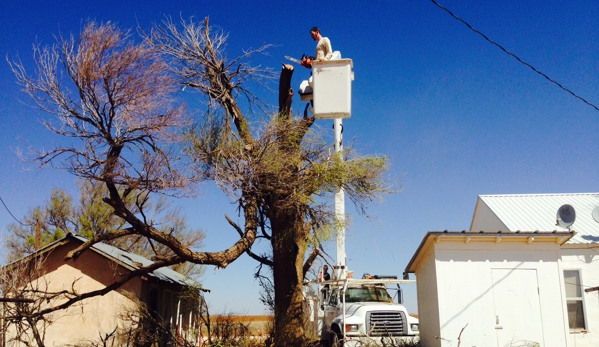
[410, 323, 419, 332]
[345, 324, 359, 333]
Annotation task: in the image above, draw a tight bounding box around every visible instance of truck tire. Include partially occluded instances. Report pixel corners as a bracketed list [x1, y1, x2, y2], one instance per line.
[330, 329, 342, 347]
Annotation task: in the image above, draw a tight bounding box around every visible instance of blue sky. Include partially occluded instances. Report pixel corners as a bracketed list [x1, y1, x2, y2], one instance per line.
[1, 1, 598, 315]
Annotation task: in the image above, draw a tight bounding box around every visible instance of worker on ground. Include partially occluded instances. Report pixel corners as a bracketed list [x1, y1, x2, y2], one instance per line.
[301, 27, 333, 69]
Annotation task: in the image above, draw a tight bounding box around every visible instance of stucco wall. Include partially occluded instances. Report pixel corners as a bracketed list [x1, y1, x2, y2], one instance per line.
[42, 241, 143, 295]
[5, 238, 198, 346]
[39, 263, 138, 346]
[5, 241, 144, 346]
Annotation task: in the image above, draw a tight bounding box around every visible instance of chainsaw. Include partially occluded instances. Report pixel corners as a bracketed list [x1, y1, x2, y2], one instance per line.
[285, 54, 315, 68]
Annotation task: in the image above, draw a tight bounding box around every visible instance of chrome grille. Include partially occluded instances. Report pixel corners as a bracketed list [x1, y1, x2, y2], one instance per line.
[366, 311, 407, 336]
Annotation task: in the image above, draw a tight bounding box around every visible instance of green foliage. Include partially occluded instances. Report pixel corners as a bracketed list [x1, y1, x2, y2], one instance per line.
[6, 190, 74, 261]
[5, 180, 205, 278]
[312, 152, 389, 201]
[77, 179, 129, 239]
[189, 114, 388, 219]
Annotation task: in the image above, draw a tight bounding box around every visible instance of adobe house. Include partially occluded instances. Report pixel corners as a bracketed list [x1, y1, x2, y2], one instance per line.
[1, 233, 202, 346]
[407, 193, 599, 347]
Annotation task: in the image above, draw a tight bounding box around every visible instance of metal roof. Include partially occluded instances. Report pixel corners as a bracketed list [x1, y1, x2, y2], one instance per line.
[68, 235, 196, 286]
[476, 193, 599, 244]
[6, 234, 197, 288]
[7, 234, 198, 287]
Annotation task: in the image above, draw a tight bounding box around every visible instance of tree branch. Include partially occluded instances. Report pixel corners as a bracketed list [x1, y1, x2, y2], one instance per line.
[225, 214, 273, 266]
[302, 248, 320, 280]
[278, 64, 294, 119]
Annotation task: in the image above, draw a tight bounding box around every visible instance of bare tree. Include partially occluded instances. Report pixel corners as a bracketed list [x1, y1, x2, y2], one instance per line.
[10, 17, 389, 347]
[146, 17, 390, 347]
[8, 20, 259, 320]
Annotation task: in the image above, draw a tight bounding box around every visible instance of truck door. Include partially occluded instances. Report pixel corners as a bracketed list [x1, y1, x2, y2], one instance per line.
[324, 289, 340, 330]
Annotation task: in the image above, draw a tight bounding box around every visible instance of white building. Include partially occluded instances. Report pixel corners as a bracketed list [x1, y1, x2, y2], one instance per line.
[406, 193, 599, 347]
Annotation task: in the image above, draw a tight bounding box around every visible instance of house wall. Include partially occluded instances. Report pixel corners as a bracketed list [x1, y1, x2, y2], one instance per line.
[5, 238, 198, 346]
[561, 246, 599, 347]
[414, 247, 441, 347]
[39, 264, 137, 345]
[42, 241, 143, 295]
[30, 243, 143, 346]
[469, 200, 508, 232]
[422, 240, 568, 347]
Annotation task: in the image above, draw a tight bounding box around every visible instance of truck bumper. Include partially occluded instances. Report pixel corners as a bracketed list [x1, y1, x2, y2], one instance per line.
[343, 335, 419, 347]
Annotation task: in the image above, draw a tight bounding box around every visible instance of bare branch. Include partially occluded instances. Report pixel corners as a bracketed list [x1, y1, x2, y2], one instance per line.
[144, 16, 276, 147]
[9, 21, 195, 195]
[302, 248, 320, 280]
[225, 214, 272, 266]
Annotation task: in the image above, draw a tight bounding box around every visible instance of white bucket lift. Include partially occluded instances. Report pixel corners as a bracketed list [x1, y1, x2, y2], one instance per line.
[297, 52, 353, 281]
[298, 52, 354, 119]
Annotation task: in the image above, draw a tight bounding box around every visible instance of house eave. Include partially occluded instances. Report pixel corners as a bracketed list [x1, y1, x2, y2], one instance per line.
[405, 230, 574, 274]
[3, 239, 70, 270]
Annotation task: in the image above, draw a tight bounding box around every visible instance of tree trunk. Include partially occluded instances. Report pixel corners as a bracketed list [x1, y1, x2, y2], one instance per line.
[271, 212, 308, 347]
[279, 64, 294, 120]
[270, 63, 310, 347]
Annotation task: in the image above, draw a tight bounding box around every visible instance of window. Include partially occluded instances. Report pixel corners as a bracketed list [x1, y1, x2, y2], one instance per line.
[564, 270, 586, 330]
[329, 289, 338, 306]
[148, 285, 159, 319]
[344, 287, 394, 303]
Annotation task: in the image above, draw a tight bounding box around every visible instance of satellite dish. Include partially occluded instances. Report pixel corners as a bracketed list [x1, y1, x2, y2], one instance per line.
[556, 204, 576, 229]
[592, 206, 599, 223]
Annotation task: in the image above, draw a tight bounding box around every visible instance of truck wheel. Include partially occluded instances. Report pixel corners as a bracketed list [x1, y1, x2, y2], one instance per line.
[331, 331, 343, 347]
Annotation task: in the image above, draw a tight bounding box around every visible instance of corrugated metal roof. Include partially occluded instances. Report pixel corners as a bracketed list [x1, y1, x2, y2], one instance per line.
[478, 193, 599, 244]
[71, 235, 196, 286]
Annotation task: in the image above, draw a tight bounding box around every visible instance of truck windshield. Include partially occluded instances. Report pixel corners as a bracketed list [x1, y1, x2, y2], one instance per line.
[344, 287, 394, 303]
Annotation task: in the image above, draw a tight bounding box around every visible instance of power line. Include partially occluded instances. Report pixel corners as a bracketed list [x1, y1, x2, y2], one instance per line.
[430, 0, 599, 113]
[0, 195, 34, 227]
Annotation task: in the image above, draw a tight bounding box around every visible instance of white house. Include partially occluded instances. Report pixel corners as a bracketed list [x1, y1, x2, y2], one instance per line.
[406, 193, 599, 347]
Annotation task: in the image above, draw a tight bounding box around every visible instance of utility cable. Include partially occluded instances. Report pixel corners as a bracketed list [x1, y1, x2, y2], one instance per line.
[430, 0, 599, 113]
[0, 195, 34, 227]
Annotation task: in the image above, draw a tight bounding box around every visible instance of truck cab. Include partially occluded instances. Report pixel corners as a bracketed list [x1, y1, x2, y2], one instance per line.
[320, 278, 418, 346]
